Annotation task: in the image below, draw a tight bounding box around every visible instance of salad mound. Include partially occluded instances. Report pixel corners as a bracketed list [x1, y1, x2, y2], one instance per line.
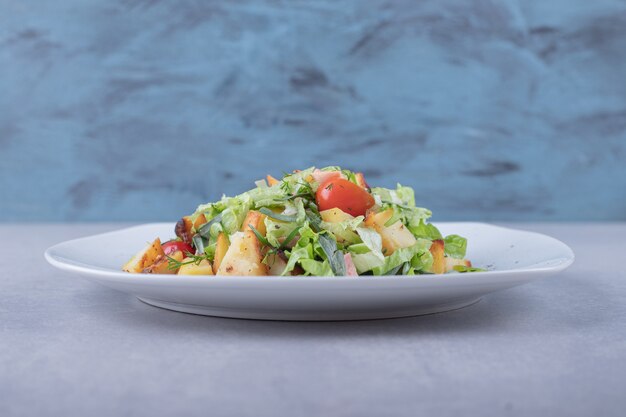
[122, 167, 478, 276]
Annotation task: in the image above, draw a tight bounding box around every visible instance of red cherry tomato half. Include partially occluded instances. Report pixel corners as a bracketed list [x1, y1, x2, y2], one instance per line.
[316, 178, 375, 217]
[162, 240, 195, 256]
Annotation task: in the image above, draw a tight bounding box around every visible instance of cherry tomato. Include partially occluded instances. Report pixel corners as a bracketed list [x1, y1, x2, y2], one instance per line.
[162, 240, 195, 256]
[316, 178, 375, 217]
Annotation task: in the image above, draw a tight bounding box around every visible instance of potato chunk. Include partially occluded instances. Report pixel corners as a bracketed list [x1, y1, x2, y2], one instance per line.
[216, 231, 267, 276]
[266, 175, 280, 186]
[320, 208, 354, 223]
[193, 213, 207, 230]
[240, 210, 266, 235]
[122, 238, 165, 273]
[178, 258, 214, 275]
[212, 232, 229, 274]
[364, 209, 416, 255]
[427, 239, 446, 274]
[143, 250, 184, 274]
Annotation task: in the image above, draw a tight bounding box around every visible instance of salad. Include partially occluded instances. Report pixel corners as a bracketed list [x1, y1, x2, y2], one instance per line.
[122, 167, 479, 276]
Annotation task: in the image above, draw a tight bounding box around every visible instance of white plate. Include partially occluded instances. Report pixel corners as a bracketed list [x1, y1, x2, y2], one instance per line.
[45, 223, 574, 321]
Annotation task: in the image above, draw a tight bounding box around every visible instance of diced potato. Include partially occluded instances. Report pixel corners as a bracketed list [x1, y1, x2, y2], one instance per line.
[212, 232, 229, 274]
[240, 210, 267, 235]
[427, 239, 446, 274]
[266, 175, 280, 186]
[175, 216, 194, 244]
[178, 258, 214, 275]
[143, 250, 184, 274]
[193, 213, 207, 230]
[216, 231, 267, 276]
[122, 238, 165, 273]
[320, 208, 354, 223]
[445, 257, 472, 273]
[364, 209, 416, 255]
[320, 208, 357, 243]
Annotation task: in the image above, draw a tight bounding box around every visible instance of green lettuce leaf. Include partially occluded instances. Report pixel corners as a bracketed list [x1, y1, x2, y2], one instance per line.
[280, 224, 319, 276]
[443, 234, 467, 259]
[409, 219, 443, 240]
[193, 195, 252, 236]
[347, 242, 371, 254]
[371, 184, 416, 207]
[264, 199, 306, 247]
[348, 227, 385, 273]
[299, 259, 334, 276]
[265, 218, 298, 248]
[221, 201, 251, 234]
[282, 245, 314, 276]
[371, 239, 431, 275]
[246, 185, 288, 208]
[410, 247, 434, 272]
[320, 215, 364, 244]
[371, 185, 431, 229]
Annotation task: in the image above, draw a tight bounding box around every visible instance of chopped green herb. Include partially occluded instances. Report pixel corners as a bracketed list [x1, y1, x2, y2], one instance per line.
[166, 253, 209, 270]
[273, 192, 311, 202]
[280, 226, 301, 250]
[318, 233, 346, 276]
[305, 210, 322, 232]
[192, 234, 207, 254]
[385, 264, 403, 275]
[197, 213, 223, 238]
[259, 207, 298, 222]
[248, 224, 275, 248]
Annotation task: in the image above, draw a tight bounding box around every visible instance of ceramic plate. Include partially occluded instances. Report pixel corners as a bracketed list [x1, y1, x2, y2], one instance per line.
[45, 223, 574, 321]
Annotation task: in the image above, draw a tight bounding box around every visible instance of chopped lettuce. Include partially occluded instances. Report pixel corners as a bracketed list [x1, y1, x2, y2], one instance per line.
[246, 185, 288, 208]
[347, 242, 371, 255]
[320, 215, 364, 244]
[264, 199, 307, 247]
[409, 219, 443, 240]
[443, 234, 467, 259]
[221, 201, 251, 235]
[372, 184, 432, 230]
[371, 184, 416, 207]
[179, 166, 477, 277]
[348, 227, 385, 273]
[265, 218, 299, 248]
[280, 224, 319, 275]
[282, 244, 314, 276]
[300, 259, 334, 276]
[371, 239, 431, 275]
[410, 246, 434, 272]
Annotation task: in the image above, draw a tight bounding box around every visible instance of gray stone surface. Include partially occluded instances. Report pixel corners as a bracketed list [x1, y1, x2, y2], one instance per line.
[1, 223, 625, 417]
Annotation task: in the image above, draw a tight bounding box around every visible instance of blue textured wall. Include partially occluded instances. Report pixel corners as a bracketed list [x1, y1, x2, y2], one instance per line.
[1, 0, 625, 222]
